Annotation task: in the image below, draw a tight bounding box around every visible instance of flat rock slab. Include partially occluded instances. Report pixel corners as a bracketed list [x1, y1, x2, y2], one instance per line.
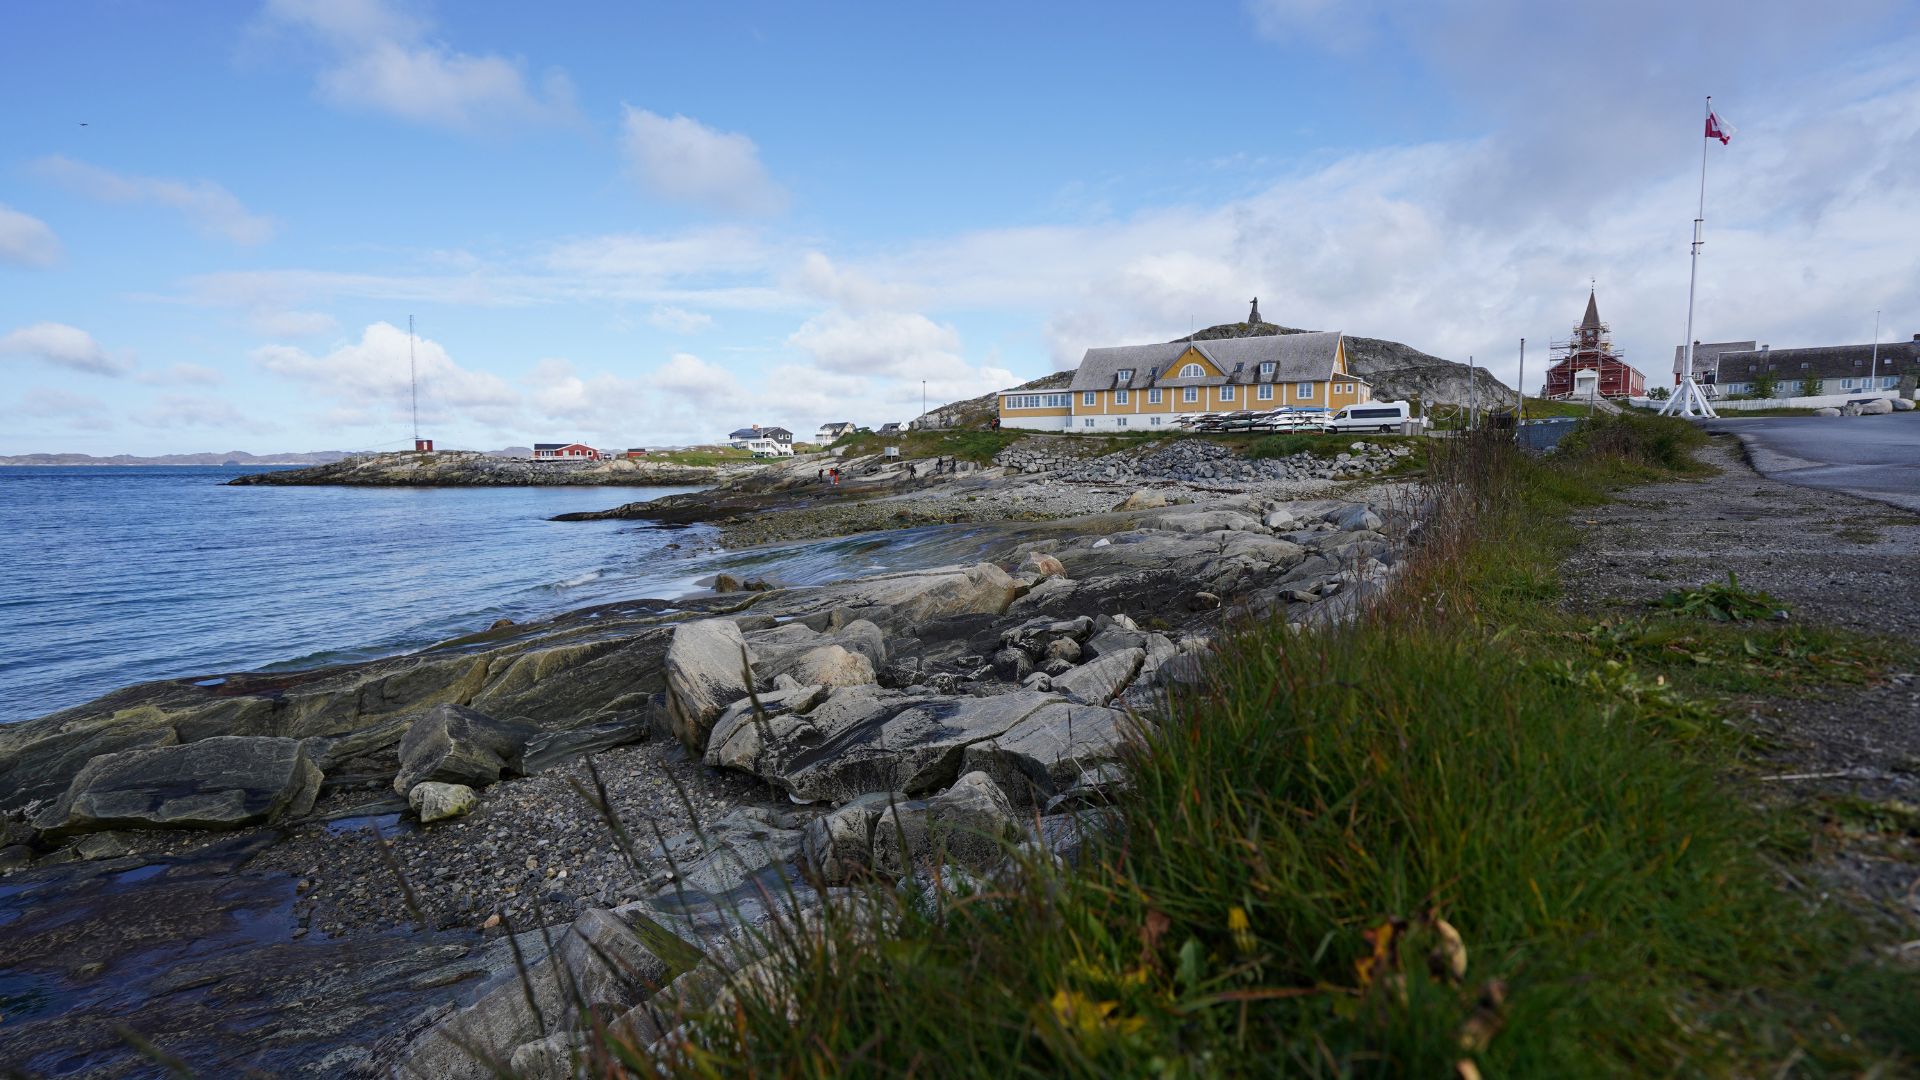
[743, 688, 1068, 803]
[35, 735, 322, 835]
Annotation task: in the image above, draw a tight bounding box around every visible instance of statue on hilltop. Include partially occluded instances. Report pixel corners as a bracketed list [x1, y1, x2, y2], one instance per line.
[1248, 297, 1262, 325]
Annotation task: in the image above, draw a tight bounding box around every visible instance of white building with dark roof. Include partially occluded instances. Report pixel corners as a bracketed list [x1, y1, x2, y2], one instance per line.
[998, 331, 1370, 431]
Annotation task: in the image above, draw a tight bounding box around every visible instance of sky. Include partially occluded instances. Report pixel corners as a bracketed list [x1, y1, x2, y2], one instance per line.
[2, 0, 1917, 455]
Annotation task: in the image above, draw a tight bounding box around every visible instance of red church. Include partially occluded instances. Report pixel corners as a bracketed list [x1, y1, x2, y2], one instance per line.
[1541, 290, 1646, 399]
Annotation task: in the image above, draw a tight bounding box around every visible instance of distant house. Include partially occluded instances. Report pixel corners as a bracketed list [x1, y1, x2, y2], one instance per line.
[1702, 334, 1920, 397]
[623, 448, 649, 459]
[997, 319, 1369, 432]
[727, 425, 795, 457]
[816, 421, 857, 443]
[532, 442, 597, 461]
[876, 422, 905, 436]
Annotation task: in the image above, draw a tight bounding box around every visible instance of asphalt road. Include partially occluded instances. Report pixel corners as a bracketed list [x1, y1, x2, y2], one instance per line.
[1704, 412, 1920, 512]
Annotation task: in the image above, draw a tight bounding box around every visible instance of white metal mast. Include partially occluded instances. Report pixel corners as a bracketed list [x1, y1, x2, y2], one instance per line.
[409, 314, 419, 445]
[1662, 97, 1719, 418]
[1870, 309, 1881, 394]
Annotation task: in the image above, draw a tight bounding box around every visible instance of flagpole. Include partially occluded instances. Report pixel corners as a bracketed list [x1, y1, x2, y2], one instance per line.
[1664, 95, 1718, 418]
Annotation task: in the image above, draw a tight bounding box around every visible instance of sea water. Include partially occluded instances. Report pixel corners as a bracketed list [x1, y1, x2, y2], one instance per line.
[0, 466, 1012, 724]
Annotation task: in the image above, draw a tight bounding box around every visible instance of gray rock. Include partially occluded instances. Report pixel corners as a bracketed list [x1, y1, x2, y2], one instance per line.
[409, 781, 478, 823]
[392, 703, 538, 796]
[739, 688, 1067, 803]
[1022, 551, 1068, 578]
[1044, 637, 1082, 664]
[1148, 510, 1264, 534]
[961, 701, 1130, 808]
[800, 792, 899, 884]
[1050, 647, 1145, 706]
[1892, 397, 1915, 411]
[1114, 490, 1168, 511]
[654, 806, 808, 896]
[1324, 504, 1384, 532]
[992, 647, 1034, 682]
[1859, 397, 1893, 415]
[35, 736, 322, 836]
[664, 619, 753, 752]
[1189, 591, 1221, 611]
[1262, 509, 1297, 530]
[704, 682, 827, 769]
[872, 771, 1020, 877]
[395, 906, 687, 1080]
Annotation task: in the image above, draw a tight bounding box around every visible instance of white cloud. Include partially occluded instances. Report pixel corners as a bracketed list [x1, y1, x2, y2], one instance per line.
[620, 107, 788, 216]
[787, 310, 964, 378]
[0, 322, 131, 376]
[248, 309, 341, 337]
[261, 0, 575, 131]
[652, 352, 746, 408]
[10, 387, 112, 430]
[645, 306, 715, 334]
[135, 395, 262, 432]
[137, 363, 225, 387]
[32, 156, 274, 245]
[252, 321, 519, 427]
[0, 204, 62, 267]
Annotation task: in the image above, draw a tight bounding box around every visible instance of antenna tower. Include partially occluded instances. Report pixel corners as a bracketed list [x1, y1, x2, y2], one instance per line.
[409, 315, 419, 444]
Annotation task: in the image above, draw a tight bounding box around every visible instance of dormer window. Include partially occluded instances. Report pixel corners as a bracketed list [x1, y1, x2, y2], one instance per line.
[1116, 368, 1134, 383]
[1179, 363, 1204, 378]
[1259, 361, 1275, 378]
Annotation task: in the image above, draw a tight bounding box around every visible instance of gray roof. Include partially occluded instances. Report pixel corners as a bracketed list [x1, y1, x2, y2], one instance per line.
[1069, 332, 1352, 392]
[1672, 341, 1756, 375]
[1710, 340, 1920, 382]
[729, 426, 792, 439]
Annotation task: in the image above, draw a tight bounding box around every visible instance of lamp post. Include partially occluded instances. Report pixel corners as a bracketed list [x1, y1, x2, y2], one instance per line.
[1870, 310, 1881, 397]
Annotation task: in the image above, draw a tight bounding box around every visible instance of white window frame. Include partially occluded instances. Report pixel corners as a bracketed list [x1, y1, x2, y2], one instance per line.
[1179, 363, 1204, 378]
[1115, 389, 1129, 404]
[1150, 416, 1162, 425]
[1220, 385, 1235, 402]
[1083, 391, 1097, 406]
[1116, 368, 1133, 382]
[1116, 417, 1127, 427]
[1296, 382, 1314, 400]
[1182, 386, 1199, 404]
[1259, 362, 1275, 378]
[1842, 377, 1856, 389]
[1083, 418, 1095, 427]
[1257, 384, 1273, 401]
[1148, 388, 1162, 404]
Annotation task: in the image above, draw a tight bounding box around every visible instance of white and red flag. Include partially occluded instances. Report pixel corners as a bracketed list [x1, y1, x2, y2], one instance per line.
[1705, 109, 1734, 145]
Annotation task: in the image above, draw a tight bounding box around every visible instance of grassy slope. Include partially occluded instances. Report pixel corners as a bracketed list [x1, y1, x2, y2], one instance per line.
[647, 414, 1917, 1078]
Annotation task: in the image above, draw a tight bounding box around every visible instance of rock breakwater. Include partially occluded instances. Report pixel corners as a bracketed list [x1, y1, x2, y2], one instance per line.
[227, 449, 742, 487]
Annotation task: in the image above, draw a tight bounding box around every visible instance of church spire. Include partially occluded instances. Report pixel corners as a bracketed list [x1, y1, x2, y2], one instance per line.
[1580, 289, 1601, 331]
[1248, 297, 1262, 325]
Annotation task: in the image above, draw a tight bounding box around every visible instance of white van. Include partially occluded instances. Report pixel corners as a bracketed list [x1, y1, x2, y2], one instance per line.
[1322, 401, 1420, 433]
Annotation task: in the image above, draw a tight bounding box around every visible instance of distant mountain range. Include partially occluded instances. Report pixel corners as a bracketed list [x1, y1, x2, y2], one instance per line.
[0, 447, 540, 466]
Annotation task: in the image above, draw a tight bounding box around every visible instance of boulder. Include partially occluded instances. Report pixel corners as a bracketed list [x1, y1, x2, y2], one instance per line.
[395, 906, 686, 1080]
[1859, 397, 1894, 415]
[748, 620, 887, 681]
[801, 792, 899, 884]
[1814, 407, 1842, 417]
[1148, 510, 1264, 534]
[35, 736, 322, 836]
[961, 702, 1130, 808]
[871, 771, 1020, 877]
[1324, 504, 1384, 532]
[992, 647, 1034, 682]
[787, 645, 876, 689]
[1051, 647, 1145, 706]
[713, 573, 744, 592]
[652, 806, 809, 896]
[409, 781, 478, 823]
[822, 563, 1019, 635]
[1262, 509, 1297, 530]
[664, 619, 753, 752]
[1044, 637, 1082, 664]
[737, 688, 1069, 803]
[704, 682, 827, 769]
[1115, 490, 1168, 511]
[1892, 397, 1915, 411]
[1022, 551, 1069, 579]
[392, 703, 538, 795]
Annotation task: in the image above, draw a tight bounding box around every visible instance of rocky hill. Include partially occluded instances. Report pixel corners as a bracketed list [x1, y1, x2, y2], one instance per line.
[1179, 320, 1515, 408]
[915, 370, 1073, 430]
[0, 449, 355, 467]
[225, 449, 756, 487]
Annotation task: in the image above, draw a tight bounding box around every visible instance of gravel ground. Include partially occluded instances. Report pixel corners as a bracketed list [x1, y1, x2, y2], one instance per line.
[253, 740, 786, 937]
[1558, 434, 1920, 934]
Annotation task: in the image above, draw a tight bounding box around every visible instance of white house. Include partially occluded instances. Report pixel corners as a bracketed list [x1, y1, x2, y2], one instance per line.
[816, 421, 857, 443]
[727, 425, 795, 457]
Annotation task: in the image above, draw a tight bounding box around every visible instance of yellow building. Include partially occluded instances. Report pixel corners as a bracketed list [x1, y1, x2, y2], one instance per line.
[999, 331, 1371, 431]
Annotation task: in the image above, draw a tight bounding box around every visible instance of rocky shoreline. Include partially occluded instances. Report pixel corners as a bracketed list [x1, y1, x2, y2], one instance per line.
[0, 443, 1421, 1077]
[226, 448, 746, 487]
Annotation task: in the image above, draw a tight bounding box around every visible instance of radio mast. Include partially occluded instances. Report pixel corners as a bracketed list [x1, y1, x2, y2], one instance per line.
[409, 315, 419, 445]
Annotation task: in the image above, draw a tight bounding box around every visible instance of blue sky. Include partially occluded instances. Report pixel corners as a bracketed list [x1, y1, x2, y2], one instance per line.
[3, 0, 1917, 454]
